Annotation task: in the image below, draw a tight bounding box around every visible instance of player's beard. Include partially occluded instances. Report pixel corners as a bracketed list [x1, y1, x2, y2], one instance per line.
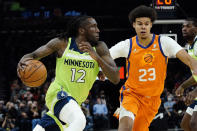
[88, 37, 99, 47]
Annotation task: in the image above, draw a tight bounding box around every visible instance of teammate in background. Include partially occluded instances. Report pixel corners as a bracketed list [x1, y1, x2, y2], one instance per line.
[175, 18, 197, 131]
[110, 5, 197, 131]
[17, 15, 120, 131]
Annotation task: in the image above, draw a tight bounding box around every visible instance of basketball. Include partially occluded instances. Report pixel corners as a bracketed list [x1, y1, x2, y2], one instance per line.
[18, 60, 47, 87]
[144, 54, 153, 63]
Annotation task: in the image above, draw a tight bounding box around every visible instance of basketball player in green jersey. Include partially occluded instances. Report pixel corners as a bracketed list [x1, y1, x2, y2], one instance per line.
[176, 18, 197, 131]
[17, 15, 120, 131]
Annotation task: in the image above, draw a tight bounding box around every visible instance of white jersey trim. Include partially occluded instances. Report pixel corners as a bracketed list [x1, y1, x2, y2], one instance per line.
[66, 53, 93, 60]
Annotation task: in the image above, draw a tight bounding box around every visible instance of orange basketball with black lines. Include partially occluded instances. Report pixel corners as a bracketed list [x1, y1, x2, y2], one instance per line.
[144, 54, 153, 63]
[18, 60, 47, 87]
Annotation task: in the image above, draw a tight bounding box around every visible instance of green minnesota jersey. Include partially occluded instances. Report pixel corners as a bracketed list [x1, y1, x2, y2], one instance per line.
[188, 37, 197, 100]
[188, 38, 197, 60]
[46, 38, 99, 110]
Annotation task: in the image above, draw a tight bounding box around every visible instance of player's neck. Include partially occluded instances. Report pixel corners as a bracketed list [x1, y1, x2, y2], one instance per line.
[138, 34, 153, 47]
[187, 37, 196, 45]
[75, 36, 86, 45]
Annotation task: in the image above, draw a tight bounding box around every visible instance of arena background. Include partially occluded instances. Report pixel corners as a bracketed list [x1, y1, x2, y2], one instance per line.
[0, 0, 196, 131]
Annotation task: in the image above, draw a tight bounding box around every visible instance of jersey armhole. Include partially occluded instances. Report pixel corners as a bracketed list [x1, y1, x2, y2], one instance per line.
[158, 36, 167, 58]
[127, 38, 133, 59]
[62, 37, 71, 57]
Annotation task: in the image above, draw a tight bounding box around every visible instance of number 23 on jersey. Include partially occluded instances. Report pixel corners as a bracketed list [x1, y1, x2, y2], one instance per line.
[139, 68, 156, 82]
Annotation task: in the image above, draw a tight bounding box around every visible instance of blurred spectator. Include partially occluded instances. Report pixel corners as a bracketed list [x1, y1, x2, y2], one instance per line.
[0, 100, 6, 130]
[164, 93, 176, 116]
[18, 111, 31, 131]
[93, 97, 109, 129]
[1, 115, 19, 131]
[164, 93, 176, 128]
[1, 102, 19, 131]
[18, 101, 28, 112]
[23, 90, 33, 101]
[28, 102, 40, 119]
[99, 90, 107, 105]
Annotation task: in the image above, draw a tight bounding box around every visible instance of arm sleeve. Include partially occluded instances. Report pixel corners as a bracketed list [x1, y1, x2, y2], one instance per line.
[160, 36, 183, 58]
[109, 39, 130, 59]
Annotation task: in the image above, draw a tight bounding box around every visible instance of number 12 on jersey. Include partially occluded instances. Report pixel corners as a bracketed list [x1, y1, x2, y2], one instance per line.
[71, 68, 86, 83]
[139, 68, 156, 82]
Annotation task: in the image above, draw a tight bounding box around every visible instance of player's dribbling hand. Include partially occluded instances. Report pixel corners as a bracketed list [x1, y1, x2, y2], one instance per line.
[17, 58, 33, 77]
[17, 58, 33, 70]
[175, 86, 184, 97]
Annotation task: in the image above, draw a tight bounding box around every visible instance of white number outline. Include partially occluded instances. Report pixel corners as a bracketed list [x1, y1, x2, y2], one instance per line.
[71, 68, 86, 83]
[139, 68, 156, 82]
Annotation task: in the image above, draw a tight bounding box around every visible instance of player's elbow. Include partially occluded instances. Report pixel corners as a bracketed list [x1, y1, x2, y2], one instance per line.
[114, 77, 120, 84]
[111, 72, 120, 84]
[112, 79, 120, 85]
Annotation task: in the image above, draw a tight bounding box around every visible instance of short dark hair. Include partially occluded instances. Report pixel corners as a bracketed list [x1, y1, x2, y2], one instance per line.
[186, 17, 197, 27]
[128, 5, 157, 25]
[66, 15, 93, 38]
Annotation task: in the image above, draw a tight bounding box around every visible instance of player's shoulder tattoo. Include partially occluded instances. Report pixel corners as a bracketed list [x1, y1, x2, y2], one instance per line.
[96, 41, 110, 56]
[47, 37, 68, 51]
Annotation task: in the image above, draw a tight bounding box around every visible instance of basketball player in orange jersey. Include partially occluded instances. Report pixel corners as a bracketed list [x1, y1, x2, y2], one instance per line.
[110, 5, 197, 131]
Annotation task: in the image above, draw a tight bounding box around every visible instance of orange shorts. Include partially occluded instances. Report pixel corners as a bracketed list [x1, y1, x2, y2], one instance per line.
[120, 86, 161, 131]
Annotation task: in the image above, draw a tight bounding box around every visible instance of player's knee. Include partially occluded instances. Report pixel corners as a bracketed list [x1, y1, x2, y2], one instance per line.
[119, 117, 133, 131]
[74, 113, 86, 130]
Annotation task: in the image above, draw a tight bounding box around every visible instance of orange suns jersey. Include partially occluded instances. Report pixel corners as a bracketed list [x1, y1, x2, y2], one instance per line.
[125, 34, 168, 96]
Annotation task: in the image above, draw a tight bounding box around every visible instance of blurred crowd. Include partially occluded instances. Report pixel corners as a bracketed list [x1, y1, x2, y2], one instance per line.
[0, 78, 115, 131]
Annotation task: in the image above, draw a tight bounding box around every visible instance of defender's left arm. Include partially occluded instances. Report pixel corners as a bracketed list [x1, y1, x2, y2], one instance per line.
[161, 36, 197, 75]
[176, 49, 197, 76]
